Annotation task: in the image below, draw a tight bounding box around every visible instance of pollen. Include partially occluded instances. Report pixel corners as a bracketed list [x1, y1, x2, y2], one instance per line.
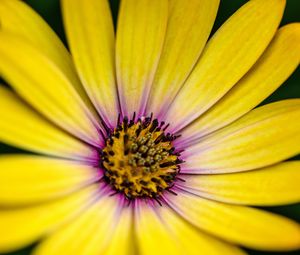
[101, 114, 182, 199]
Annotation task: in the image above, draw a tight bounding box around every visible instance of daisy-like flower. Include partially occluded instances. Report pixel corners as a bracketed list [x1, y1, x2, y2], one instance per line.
[0, 0, 300, 254]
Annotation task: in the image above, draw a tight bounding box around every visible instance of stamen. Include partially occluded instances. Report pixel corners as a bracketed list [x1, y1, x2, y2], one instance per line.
[101, 114, 182, 199]
[176, 177, 186, 182]
[154, 197, 163, 206]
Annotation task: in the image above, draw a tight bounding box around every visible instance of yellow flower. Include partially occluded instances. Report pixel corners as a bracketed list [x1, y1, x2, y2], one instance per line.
[0, 0, 300, 254]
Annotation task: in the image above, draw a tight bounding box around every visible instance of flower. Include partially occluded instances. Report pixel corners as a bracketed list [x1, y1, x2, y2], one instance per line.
[0, 0, 299, 254]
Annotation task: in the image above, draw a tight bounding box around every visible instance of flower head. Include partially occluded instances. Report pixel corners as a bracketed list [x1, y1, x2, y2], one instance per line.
[0, 0, 300, 254]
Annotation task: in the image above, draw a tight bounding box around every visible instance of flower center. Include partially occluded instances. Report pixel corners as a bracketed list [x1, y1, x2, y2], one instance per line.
[101, 115, 182, 199]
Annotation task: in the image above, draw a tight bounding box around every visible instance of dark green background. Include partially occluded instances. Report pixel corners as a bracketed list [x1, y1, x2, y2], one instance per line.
[1, 0, 299, 254]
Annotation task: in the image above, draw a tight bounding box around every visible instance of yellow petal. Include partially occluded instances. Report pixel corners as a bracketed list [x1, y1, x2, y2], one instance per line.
[0, 155, 100, 206]
[164, 0, 285, 131]
[135, 201, 180, 255]
[0, 86, 94, 160]
[136, 201, 246, 255]
[181, 23, 300, 144]
[180, 161, 300, 206]
[0, 0, 96, 115]
[116, 0, 168, 117]
[146, 0, 220, 116]
[165, 191, 300, 251]
[182, 99, 300, 173]
[0, 185, 99, 253]
[62, 0, 119, 127]
[0, 32, 103, 147]
[102, 206, 133, 255]
[33, 196, 132, 255]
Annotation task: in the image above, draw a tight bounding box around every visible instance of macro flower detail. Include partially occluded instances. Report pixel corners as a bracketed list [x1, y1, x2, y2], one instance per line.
[0, 0, 300, 254]
[101, 115, 183, 199]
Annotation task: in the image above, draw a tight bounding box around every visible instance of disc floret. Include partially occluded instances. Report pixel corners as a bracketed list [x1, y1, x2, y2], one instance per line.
[101, 115, 182, 199]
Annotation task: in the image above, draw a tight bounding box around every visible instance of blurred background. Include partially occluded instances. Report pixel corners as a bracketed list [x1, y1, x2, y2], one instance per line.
[0, 0, 299, 254]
